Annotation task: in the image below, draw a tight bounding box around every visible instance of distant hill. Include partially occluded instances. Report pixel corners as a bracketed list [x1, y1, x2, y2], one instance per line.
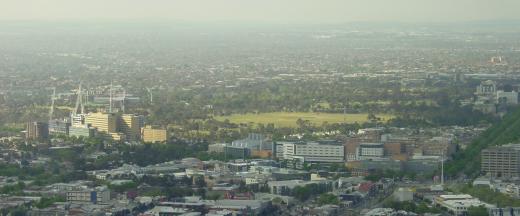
[446, 107, 520, 177]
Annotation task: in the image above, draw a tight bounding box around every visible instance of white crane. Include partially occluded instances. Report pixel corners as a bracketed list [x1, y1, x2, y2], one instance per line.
[48, 87, 56, 121]
[73, 82, 83, 116]
[146, 87, 153, 105]
[121, 89, 126, 113]
[109, 81, 113, 113]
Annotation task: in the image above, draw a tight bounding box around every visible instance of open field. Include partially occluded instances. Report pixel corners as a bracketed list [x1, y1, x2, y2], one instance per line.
[215, 112, 393, 128]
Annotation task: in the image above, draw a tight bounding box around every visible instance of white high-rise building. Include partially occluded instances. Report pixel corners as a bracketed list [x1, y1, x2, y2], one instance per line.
[275, 141, 344, 163]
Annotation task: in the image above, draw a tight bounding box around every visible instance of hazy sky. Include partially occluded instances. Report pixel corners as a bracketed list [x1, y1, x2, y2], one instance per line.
[1, 0, 520, 24]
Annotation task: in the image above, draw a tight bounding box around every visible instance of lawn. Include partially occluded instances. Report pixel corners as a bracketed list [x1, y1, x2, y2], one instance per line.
[215, 112, 393, 128]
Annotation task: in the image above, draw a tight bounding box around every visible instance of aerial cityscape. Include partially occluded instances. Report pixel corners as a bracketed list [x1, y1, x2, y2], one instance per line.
[1, 0, 520, 216]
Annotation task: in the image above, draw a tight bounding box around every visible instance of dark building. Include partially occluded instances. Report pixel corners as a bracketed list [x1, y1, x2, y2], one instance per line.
[224, 146, 251, 159]
[26, 122, 49, 140]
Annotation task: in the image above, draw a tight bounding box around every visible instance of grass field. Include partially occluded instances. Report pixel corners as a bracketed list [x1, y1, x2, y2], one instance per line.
[215, 112, 393, 128]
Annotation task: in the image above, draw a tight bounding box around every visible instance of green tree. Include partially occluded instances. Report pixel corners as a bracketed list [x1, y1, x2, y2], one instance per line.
[316, 193, 340, 206]
[467, 205, 488, 216]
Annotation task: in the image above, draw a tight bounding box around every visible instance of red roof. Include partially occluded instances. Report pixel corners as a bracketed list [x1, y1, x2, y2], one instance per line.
[358, 182, 375, 192]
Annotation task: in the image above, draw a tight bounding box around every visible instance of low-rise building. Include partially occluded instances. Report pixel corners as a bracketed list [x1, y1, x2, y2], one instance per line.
[68, 126, 95, 138]
[208, 143, 227, 153]
[434, 194, 494, 216]
[141, 126, 167, 143]
[66, 186, 110, 204]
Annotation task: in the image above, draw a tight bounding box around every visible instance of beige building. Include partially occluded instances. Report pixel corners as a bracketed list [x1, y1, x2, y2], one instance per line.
[85, 113, 117, 134]
[141, 126, 167, 143]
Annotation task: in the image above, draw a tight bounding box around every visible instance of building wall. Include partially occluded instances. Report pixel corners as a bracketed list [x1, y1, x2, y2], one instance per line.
[497, 91, 519, 105]
[481, 147, 520, 178]
[66, 188, 110, 204]
[69, 126, 95, 138]
[119, 114, 141, 141]
[279, 142, 344, 163]
[251, 150, 272, 159]
[384, 142, 404, 156]
[344, 137, 377, 162]
[66, 191, 91, 202]
[26, 122, 49, 140]
[85, 113, 117, 134]
[208, 143, 226, 153]
[224, 146, 251, 159]
[356, 143, 384, 160]
[48, 120, 70, 135]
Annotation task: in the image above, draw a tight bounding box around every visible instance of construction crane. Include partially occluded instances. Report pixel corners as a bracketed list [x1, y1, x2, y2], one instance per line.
[146, 87, 153, 105]
[109, 81, 113, 113]
[48, 87, 56, 121]
[73, 82, 83, 116]
[121, 89, 126, 113]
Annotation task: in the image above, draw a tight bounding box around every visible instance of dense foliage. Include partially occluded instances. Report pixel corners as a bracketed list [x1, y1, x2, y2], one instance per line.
[460, 184, 520, 207]
[446, 107, 520, 177]
[292, 183, 332, 202]
[383, 200, 441, 214]
[467, 205, 489, 216]
[316, 193, 340, 206]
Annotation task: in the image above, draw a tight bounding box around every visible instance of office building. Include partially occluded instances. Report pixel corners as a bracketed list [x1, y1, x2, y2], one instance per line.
[481, 144, 520, 178]
[26, 122, 49, 140]
[85, 113, 117, 134]
[275, 141, 344, 163]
